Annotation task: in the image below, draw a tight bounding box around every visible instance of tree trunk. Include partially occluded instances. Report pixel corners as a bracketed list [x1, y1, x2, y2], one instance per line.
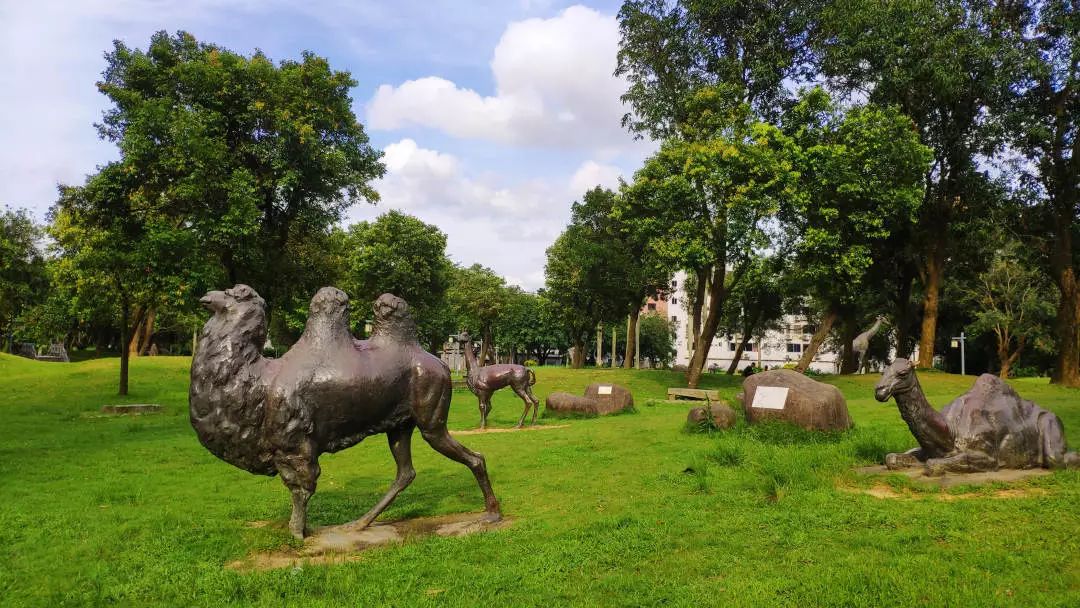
[127, 306, 147, 357]
[1052, 270, 1080, 385]
[686, 266, 725, 388]
[571, 338, 585, 368]
[595, 322, 603, 367]
[795, 306, 838, 372]
[998, 335, 1024, 380]
[479, 325, 493, 366]
[624, 309, 639, 369]
[839, 319, 860, 374]
[917, 245, 945, 369]
[610, 323, 617, 367]
[726, 333, 753, 375]
[690, 266, 708, 352]
[894, 274, 915, 359]
[119, 296, 130, 396]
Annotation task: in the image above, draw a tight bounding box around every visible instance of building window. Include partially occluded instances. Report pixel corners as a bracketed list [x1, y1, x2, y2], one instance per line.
[786, 343, 802, 353]
[671, 297, 678, 304]
[744, 342, 755, 352]
[728, 342, 737, 351]
[671, 316, 678, 324]
[647, 303, 656, 311]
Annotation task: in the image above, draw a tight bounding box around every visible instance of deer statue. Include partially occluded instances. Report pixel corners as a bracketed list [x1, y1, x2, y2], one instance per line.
[874, 358, 1078, 475]
[851, 315, 886, 374]
[455, 330, 540, 429]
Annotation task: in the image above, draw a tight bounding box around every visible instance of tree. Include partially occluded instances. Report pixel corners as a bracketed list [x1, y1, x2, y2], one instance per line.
[1005, 1, 1080, 385]
[620, 88, 801, 386]
[959, 241, 1056, 378]
[447, 264, 509, 364]
[494, 289, 566, 365]
[339, 211, 452, 350]
[777, 89, 932, 371]
[813, 0, 1024, 369]
[545, 188, 638, 368]
[718, 255, 785, 374]
[616, 0, 816, 138]
[638, 312, 677, 367]
[0, 207, 48, 352]
[51, 165, 210, 394]
[94, 31, 385, 344]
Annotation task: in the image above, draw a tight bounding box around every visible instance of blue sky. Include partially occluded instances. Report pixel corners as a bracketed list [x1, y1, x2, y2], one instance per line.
[0, 0, 650, 290]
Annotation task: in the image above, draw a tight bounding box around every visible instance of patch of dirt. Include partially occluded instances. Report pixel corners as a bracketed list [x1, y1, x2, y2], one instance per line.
[228, 512, 511, 572]
[452, 424, 568, 436]
[853, 465, 1053, 488]
[842, 484, 1050, 501]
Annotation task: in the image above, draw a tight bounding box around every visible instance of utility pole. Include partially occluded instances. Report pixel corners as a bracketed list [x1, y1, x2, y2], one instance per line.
[635, 314, 641, 369]
[951, 332, 966, 375]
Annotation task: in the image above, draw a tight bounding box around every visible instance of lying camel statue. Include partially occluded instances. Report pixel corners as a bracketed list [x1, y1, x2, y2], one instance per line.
[874, 358, 1079, 475]
[190, 285, 501, 539]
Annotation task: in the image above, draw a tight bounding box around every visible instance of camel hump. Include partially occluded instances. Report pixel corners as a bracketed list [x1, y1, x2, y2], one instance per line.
[310, 287, 349, 313]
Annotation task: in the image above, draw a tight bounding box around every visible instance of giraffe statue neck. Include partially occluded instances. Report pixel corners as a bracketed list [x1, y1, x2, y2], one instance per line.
[461, 338, 480, 382]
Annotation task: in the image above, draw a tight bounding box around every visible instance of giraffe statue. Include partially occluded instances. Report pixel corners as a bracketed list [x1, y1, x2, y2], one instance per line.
[851, 315, 886, 374]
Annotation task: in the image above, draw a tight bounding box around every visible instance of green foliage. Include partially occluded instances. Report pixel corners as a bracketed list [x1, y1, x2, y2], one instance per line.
[0, 207, 47, 346]
[338, 211, 452, 348]
[638, 312, 676, 366]
[94, 30, 385, 337]
[494, 289, 567, 364]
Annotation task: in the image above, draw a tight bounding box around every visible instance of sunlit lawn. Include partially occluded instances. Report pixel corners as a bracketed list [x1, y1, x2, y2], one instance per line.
[0, 353, 1077, 607]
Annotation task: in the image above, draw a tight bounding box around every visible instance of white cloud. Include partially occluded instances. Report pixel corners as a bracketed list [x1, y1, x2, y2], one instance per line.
[349, 139, 631, 290]
[365, 5, 639, 153]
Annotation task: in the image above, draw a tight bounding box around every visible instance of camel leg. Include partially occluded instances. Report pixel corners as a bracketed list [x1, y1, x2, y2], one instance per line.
[885, 447, 925, 470]
[924, 451, 997, 476]
[420, 427, 501, 521]
[355, 424, 417, 529]
[275, 443, 320, 540]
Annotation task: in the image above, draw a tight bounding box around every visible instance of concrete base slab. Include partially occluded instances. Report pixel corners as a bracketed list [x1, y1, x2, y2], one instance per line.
[854, 465, 1053, 488]
[452, 424, 568, 436]
[228, 512, 510, 571]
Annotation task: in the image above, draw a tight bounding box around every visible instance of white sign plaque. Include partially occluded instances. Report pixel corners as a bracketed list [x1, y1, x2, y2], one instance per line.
[751, 386, 789, 410]
[597, 385, 613, 395]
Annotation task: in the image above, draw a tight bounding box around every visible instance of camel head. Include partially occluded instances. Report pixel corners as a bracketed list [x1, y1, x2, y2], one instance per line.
[308, 286, 350, 326]
[875, 358, 917, 402]
[455, 330, 473, 345]
[198, 284, 267, 347]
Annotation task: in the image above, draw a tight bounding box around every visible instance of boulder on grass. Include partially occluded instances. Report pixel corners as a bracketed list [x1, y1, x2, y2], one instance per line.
[545, 392, 602, 417]
[687, 403, 736, 429]
[741, 369, 851, 431]
[583, 383, 634, 414]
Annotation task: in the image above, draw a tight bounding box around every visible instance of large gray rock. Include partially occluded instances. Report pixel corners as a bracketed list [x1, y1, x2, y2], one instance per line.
[583, 383, 634, 414]
[544, 392, 603, 417]
[741, 369, 851, 431]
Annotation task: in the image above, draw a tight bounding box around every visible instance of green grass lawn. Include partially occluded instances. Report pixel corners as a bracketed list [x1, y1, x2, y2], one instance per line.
[1, 353, 1077, 607]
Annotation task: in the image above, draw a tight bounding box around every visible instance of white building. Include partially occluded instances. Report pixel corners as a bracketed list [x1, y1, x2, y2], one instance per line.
[664, 271, 840, 373]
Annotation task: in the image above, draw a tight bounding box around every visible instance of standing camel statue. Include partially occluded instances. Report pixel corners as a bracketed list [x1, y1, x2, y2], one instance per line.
[456, 330, 540, 429]
[851, 316, 886, 374]
[190, 285, 500, 539]
[874, 358, 1079, 474]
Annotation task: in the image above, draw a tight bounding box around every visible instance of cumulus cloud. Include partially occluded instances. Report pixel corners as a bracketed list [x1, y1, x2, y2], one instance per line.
[365, 5, 640, 154]
[348, 138, 630, 290]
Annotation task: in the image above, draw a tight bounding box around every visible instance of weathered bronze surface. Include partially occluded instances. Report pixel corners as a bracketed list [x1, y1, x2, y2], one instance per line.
[190, 285, 501, 539]
[455, 331, 539, 429]
[875, 358, 1079, 474]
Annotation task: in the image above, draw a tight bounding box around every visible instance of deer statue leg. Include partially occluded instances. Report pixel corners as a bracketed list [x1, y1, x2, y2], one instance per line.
[511, 384, 533, 428]
[355, 423, 417, 529]
[420, 427, 501, 522]
[477, 392, 492, 429]
[526, 386, 540, 425]
[275, 441, 321, 540]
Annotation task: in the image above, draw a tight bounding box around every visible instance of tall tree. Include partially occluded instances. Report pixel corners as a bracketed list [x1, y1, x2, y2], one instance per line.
[544, 188, 637, 368]
[94, 31, 384, 343]
[777, 89, 932, 371]
[0, 208, 48, 352]
[718, 255, 785, 374]
[339, 211, 452, 350]
[813, 0, 1023, 369]
[620, 88, 801, 386]
[1007, 1, 1080, 385]
[447, 264, 509, 364]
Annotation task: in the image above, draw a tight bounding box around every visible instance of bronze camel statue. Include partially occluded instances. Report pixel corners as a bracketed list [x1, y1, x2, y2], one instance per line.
[190, 285, 501, 539]
[455, 330, 540, 429]
[874, 358, 1079, 475]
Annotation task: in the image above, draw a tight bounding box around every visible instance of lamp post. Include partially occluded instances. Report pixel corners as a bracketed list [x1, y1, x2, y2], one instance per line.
[950, 332, 966, 375]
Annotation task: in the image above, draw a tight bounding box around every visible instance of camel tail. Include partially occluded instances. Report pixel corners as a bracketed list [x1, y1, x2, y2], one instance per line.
[528, 368, 537, 386]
